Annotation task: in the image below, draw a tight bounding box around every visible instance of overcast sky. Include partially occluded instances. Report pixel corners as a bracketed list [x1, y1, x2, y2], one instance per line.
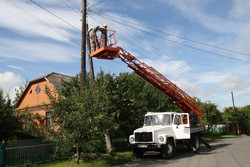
[1, 0, 250, 110]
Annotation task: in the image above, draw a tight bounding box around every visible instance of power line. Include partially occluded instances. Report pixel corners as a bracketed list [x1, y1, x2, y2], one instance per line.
[88, 0, 106, 8]
[91, 9, 250, 58]
[4, 0, 80, 46]
[60, 0, 81, 15]
[92, 10, 250, 64]
[30, 0, 81, 32]
[64, 0, 81, 11]
[90, 10, 231, 101]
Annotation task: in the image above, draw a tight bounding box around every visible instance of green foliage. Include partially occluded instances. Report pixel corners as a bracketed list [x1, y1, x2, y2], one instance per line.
[45, 71, 179, 160]
[13, 83, 27, 106]
[95, 71, 120, 137]
[115, 72, 178, 137]
[197, 99, 223, 128]
[17, 109, 46, 137]
[46, 76, 100, 161]
[223, 106, 249, 133]
[0, 88, 20, 142]
[239, 105, 250, 133]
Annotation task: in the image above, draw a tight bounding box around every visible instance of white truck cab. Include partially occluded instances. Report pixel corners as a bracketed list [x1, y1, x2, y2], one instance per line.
[129, 112, 204, 159]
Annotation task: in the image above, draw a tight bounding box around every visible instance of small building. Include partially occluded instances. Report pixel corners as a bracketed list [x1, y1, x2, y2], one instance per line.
[15, 72, 72, 128]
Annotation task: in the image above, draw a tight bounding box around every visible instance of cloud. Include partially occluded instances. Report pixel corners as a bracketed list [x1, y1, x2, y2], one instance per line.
[173, 78, 199, 97]
[0, 37, 79, 63]
[197, 71, 230, 84]
[230, 23, 250, 55]
[0, 0, 81, 43]
[229, 0, 250, 18]
[141, 55, 191, 78]
[0, 71, 22, 91]
[202, 87, 220, 96]
[164, 0, 239, 34]
[221, 76, 250, 91]
[8, 65, 23, 70]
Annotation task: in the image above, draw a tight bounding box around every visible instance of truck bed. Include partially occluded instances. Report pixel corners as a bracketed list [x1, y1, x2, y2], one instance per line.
[190, 126, 204, 133]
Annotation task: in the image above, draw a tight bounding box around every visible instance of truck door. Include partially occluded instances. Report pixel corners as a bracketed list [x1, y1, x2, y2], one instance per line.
[173, 113, 190, 139]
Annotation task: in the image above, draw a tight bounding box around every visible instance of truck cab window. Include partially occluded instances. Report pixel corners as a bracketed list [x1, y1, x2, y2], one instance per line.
[174, 115, 182, 125]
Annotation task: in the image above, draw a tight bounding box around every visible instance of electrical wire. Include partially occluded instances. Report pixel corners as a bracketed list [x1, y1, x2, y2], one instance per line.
[92, 10, 250, 64]
[60, 0, 81, 15]
[92, 9, 250, 58]
[88, 0, 107, 8]
[29, 0, 81, 32]
[64, 0, 81, 11]
[89, 10, 232, 102]
[3, 0, 80, 46]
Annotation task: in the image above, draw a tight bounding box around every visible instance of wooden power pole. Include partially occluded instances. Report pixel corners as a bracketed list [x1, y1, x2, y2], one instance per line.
[80, 0, 87, 93]
[86, 23, 95, 83]
[231, 91, 235, 110]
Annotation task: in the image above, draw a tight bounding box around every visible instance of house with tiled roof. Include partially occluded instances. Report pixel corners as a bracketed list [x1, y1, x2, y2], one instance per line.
[15, 72, 72, 127]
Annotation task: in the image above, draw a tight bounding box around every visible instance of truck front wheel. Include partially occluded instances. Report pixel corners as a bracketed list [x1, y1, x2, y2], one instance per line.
[132, 147, 144, 158]
[161, 139, 174, 159]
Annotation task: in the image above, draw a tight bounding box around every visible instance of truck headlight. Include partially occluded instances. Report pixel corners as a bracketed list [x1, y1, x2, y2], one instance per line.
[159, 136, 164, 142]
[129, 136, 135, 143]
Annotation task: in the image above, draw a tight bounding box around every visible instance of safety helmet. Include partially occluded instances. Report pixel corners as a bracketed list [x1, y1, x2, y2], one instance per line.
[103, 24, 108, 28]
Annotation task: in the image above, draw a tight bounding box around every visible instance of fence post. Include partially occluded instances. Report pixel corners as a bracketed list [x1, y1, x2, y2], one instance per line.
[0, 142, 6, 167]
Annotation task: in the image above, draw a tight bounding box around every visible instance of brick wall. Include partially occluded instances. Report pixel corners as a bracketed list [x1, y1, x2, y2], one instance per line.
[15, 79, 57, 128]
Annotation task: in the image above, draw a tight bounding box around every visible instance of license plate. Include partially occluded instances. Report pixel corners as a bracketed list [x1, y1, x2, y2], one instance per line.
[138, 144, 148, 148]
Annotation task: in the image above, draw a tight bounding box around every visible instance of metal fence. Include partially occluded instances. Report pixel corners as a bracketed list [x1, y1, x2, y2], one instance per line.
[205, 124, 228, 135]
[0, 139, 55, 167]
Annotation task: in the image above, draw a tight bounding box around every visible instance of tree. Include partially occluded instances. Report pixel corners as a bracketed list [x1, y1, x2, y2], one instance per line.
[0, 88, 20, 142]
[115, 72, 178, 137]
[238, 105, 250, 134]
[46, 76, 98, 163]
[196, 98, 223, 129]
[223, 106, 249, 134]
[16, 109, 45, 137]
[94, 71, 119, 155]
[13, 80, 28, 106]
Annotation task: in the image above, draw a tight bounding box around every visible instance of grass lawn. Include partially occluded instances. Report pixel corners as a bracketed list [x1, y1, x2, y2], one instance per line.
[28, 134, 242, 167]
[203, 134, 239, 142]
[31, 152, 134, 167]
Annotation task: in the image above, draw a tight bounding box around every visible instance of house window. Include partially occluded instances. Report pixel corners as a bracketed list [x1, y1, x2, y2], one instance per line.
[35, 85, 41, 95]
[46, 112, 53, 127]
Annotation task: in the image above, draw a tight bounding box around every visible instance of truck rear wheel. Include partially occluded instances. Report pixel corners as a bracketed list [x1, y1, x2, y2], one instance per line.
[161, 139, 174, 159]
[132, 147, 144, 158]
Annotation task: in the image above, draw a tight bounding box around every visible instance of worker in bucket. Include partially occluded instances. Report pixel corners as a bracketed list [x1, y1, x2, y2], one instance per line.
[98, 24, 108, 47]
[89, 26, 99, 51]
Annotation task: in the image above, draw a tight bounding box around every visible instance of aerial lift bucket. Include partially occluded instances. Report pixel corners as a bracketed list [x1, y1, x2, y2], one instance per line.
[89, 29, 120, 60]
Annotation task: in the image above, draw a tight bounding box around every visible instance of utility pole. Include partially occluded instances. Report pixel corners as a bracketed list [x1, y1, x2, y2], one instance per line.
[231, 91, 239, 134]
[231, 91, 235, 110]
[80, 0, 87, 94]
[86, 23, 95, 83]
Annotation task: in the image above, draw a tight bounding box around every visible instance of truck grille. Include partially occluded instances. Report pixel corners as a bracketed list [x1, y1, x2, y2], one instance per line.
[135, 132, 153, 142]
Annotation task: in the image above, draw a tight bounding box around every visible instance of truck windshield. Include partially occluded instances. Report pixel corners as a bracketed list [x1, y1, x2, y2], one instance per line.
[144, 114, 170, 126]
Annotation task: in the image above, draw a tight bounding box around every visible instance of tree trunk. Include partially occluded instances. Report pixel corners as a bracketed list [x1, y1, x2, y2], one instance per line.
[76, 142, 80, 164]
[104, 133, 112, 155]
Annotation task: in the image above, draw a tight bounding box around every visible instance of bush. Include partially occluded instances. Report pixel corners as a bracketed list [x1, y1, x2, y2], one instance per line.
[112, 138, 130, 152]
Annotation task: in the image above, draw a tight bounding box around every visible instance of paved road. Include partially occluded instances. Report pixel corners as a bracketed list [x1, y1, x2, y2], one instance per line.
[116, 136, 250, 167]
